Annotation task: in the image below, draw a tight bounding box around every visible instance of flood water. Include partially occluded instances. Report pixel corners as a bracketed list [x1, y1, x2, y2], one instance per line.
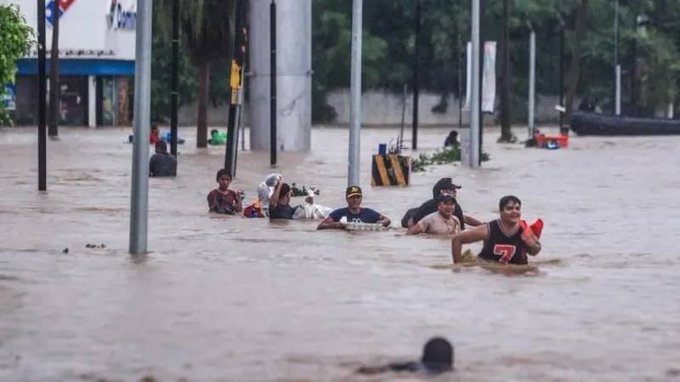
[1, 125, 679, 382]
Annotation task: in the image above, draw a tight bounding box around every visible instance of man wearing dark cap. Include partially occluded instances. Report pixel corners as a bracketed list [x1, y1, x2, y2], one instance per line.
[402, 177, 481, 229]
[317, 186, 391, 229]
[407, 194, 461, 235]
[149, 140, 177, 177]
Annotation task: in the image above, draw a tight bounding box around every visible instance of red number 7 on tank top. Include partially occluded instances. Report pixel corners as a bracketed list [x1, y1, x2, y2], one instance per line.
[493, 244, 516, 264]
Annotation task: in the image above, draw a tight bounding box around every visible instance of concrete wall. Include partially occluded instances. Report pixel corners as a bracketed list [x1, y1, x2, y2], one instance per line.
[178, 89, 564, 127]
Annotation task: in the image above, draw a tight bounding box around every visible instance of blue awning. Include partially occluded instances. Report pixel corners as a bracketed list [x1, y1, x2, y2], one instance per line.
[16, 58, 135, 76]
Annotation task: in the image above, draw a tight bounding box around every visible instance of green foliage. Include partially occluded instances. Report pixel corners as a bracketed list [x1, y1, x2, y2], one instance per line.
[150, 41, 197, 122]
[151, 0, 233, 122]
[411, 146, 490, 172]
[311, 0, 680, 121]
[0, 5, 33, 124]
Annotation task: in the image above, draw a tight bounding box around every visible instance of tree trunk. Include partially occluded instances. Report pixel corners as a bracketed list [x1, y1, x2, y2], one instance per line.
[117, 77, 131, 125]
[564, 0, 589, 124]
[48, 0, 60, 136]
[196, 61, 211, 148]
[499, 0, 512, 141]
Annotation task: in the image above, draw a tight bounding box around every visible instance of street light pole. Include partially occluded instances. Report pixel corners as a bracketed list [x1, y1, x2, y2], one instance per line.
[614, 0, 621, 115]
[129, 0, 153, 255]
[468, 0, 481, 168]
[411, 0, 421, 150]
[348, 0, 363, 186]
[37, 0, 47, 191]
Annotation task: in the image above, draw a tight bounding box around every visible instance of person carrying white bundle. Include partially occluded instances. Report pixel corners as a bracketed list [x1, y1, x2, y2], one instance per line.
[256, 173, 281, 217]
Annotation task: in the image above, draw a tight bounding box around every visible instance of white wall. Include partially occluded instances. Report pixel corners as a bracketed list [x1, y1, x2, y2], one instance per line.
[3, 0, 136, 60]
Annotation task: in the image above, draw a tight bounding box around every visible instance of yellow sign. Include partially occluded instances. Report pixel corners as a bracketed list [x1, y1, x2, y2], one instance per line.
[230, 60, 241, 89]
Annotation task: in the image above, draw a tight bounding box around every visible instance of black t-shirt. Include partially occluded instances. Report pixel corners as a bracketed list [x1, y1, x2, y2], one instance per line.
[412, 199, 465, 230]
[478, 219, 528, 265]
[269, 204, 294, 219]
[329, 207, 381, 223]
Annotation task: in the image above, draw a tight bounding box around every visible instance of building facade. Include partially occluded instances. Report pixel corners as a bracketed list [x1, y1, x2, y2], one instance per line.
[3, 0, 137, 126]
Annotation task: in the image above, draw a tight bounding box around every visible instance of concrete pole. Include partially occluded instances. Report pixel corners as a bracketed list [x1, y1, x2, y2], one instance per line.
[129, 0, 152, 255]
[468, 0, 481, 168]
[249, 0, 311, 152]
[528, 27, 536, 136]
[348, 0, 362, 186]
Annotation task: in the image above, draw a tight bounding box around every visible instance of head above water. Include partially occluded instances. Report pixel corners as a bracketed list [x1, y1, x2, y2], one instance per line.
[499, 195, 522, 211]
[155, 140, 167, 154]
[421, 337, 454, 373]
[215, 168, 232, 182]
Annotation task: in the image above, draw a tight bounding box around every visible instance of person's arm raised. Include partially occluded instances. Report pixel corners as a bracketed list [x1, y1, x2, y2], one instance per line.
[451, 224, 488, 264]
[269, 179, 283, 209]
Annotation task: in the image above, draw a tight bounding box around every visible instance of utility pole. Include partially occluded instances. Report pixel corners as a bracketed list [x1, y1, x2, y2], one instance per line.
[528, 24, 536, 137]
[468, 0, 481, 168]
[348, 0, 363, 185]
[225, 0, 247, 176]
[411, 0, 421, 150]
[129, 0, 153, 255]
[559, 17, 565, 133]
[170, 0, 179, 156]
[37, 0, 47, 191]
[614, 0, 621, 115]
[270, 0, 277, 167]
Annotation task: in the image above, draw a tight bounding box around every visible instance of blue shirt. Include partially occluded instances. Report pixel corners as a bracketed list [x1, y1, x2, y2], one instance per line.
[329, 207, 381, 224]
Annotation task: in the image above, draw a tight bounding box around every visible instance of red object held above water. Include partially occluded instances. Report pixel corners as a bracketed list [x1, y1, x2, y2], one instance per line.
[520, 218, 544, 238]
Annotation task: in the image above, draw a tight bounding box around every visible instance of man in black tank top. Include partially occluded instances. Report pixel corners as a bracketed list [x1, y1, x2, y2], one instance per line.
[450, 195, 542, 265]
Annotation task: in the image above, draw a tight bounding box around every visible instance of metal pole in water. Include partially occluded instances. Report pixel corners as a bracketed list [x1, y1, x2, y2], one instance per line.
[411, 0, 421, 150]
[129, 0, 153, 255]
[37, 0, 47, 191]
[468, 0, 481, 168]
[270, 0, 277, 167]
[528, 25, 536, 137]
[614, 0, 621, 115]
[170, 0, 179, 156]
[226, 0, 247, 176]
[348, 0, 363, 186]
[559, 19, 565, 133]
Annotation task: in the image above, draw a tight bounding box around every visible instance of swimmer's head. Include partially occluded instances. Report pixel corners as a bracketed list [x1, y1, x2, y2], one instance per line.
[421, 337, 453, 373]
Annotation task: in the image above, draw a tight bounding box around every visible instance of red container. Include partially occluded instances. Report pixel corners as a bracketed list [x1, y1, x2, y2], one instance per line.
[535, 133, 569, 148]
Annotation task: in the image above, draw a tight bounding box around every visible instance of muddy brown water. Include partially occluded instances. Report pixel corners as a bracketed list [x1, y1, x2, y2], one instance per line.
[1, 126, 679, 381]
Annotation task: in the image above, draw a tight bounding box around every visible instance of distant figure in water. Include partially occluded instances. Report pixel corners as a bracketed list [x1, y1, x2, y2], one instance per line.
[149, 141, 177, 177]
[356, 337, 454, 375]
[444, 130, 459, 148]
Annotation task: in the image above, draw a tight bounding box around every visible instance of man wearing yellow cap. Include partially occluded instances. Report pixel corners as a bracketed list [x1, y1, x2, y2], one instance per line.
[317, 186, 391, 229]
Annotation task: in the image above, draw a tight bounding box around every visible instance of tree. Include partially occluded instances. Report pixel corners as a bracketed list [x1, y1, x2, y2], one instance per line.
[154, 0, 233, 147]
[0, 4, 32, 125]
[564, 0, 589, 123]
[498, 0, 512, 142]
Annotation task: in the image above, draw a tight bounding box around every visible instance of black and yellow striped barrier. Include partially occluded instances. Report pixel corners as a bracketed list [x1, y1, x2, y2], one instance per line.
[371, 154, 411, 186]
